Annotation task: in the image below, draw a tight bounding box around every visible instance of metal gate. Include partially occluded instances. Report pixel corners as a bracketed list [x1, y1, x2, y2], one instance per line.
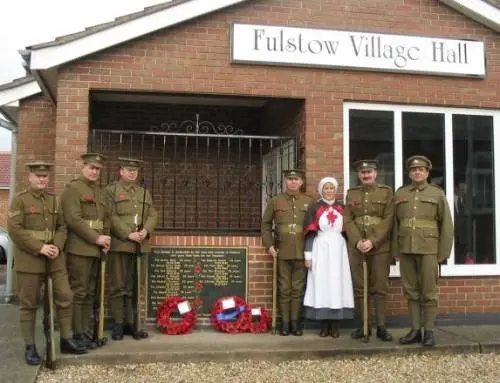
[90, 125, 296, 233]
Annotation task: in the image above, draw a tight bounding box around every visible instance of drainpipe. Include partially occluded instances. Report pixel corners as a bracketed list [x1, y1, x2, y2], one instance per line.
[2, 121, 17, 302]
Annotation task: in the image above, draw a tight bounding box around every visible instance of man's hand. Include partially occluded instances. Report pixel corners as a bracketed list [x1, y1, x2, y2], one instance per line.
[137, 229, 148, 241]
[40, 244, 59, 259]
[268, 246, 278, 258]
[96, 235, 111, 249]
[356, 239, 374, 253]
[305, 259, 312, 269]
[128, 231, 142, 242]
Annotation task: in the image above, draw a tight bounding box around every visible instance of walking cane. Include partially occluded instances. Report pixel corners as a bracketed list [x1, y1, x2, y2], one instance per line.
[271, 255, 278, 335]
[362, 254, 369, 343]
[98, 254, 106, 342]
[93, 251, 108, 347]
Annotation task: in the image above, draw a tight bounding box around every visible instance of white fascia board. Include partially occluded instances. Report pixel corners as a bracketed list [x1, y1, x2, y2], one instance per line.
[440, 0, 500, 33]
[30, 0, 250, 70]
[0, 81, 41, 107]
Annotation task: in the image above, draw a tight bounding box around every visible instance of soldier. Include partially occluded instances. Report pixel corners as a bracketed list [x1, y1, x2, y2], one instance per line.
[393, 155, 453, 347]
[104, 157, 157, 340]
[344, 160, 394, 342]
[60, 153, 111, 350]
[7, 162, 86, 365]
[261, 169, 313, 336]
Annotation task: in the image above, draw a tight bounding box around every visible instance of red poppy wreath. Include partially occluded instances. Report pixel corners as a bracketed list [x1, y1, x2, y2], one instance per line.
[156, 296, 197, 335]
[242, 306, 270, 333]
[210, 296, 249, 334]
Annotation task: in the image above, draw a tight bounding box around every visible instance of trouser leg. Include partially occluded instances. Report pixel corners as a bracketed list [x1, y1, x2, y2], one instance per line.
[16, 272, 44, 344]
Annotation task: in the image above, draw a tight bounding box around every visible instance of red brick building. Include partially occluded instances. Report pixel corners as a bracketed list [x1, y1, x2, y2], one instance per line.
[0, 0, 499, 324]
[0, 152, 11, 228]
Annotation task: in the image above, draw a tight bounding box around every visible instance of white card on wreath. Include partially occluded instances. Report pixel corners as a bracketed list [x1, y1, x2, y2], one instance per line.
[221, 297, 236, 310]
[177, 301, 191, 314]
[251, 307, 261, 316]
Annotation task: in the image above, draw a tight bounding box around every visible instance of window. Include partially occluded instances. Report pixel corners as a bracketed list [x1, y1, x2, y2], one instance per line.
[344, 103, 500, 276]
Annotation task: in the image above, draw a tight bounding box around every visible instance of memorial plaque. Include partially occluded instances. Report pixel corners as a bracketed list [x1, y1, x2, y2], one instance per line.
[147, 247, 247, 318]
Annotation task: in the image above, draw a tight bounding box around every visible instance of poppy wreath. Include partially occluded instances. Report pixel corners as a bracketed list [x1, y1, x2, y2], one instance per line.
[210, 296, 249, 334]
[156, 296, 197, 335]
[242, 306, 271, 333]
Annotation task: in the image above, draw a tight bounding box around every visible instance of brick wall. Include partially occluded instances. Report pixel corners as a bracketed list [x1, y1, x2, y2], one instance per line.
[17, 0, 499, 318]
[16, 95, 56, 191]
[0, 189, 9, 227]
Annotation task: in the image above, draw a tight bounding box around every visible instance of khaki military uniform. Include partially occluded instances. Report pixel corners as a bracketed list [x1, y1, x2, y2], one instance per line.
[261, 192, 313, 322]
[61, 176, 109, 335]
[393, 182, 453, 330]
[105, 179, 157, 325]
[344, 184, 393, 327]
[7, 188, 72, 344]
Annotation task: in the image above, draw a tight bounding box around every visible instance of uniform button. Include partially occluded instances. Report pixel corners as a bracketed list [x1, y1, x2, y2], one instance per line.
[293, 215, 296, 218]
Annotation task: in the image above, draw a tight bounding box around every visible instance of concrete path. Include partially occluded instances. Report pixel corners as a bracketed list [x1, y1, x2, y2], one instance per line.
[1, 302, 500, 382]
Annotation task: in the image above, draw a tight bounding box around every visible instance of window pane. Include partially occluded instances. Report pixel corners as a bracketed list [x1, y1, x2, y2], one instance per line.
[453, 115, 495, 265]
[349, 110, 394, 188]
[402, 112, 445, 188]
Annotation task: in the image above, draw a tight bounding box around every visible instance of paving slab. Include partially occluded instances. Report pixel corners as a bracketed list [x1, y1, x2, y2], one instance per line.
[438, 325, 500, 353]
[56, 325, 481, 367]
[0, 304, 41, 383]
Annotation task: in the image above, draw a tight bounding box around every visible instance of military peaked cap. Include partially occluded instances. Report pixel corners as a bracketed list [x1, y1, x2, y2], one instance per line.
[406, 155, 432, 171]
[81, 153, 106, 168]
[26, 161, 53, 175]
[118, 157, 143, 168]
[283, 169, 304, 178]
[353, 159, 379, 171]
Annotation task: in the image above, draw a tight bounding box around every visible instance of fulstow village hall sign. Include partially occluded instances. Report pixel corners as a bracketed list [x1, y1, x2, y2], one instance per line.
[231, 24, 485, 77]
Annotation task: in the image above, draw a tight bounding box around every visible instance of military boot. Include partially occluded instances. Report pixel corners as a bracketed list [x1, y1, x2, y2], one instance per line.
[376, 326, 393, 342]
[112, 324, 124, 341]
[60, 338, 87, 354]
[290, 321, 303, 336]
[423, 330, 435, 347]
[350, 327, 371, 339]
[74, 333, 97, 350]
[280, 321, 290, 336]
[123, 323, 149, 339]
[399, 329, 422, 344]
[24, 344, 41, 366]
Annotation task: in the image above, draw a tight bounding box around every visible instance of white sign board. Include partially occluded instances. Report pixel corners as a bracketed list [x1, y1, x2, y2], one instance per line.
[231, 23, 485, 77]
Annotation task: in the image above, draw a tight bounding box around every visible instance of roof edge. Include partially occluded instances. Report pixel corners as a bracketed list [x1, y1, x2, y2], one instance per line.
[440, 0, 500, 33]
[28, 0, 250, 70]
[0, 77, 42, 109]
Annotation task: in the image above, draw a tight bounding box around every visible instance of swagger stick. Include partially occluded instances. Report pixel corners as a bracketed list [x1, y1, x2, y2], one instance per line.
[271, 255, 278, 335]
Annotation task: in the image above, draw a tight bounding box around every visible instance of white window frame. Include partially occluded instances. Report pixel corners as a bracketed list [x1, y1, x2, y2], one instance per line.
[343, 102, 500, 277]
